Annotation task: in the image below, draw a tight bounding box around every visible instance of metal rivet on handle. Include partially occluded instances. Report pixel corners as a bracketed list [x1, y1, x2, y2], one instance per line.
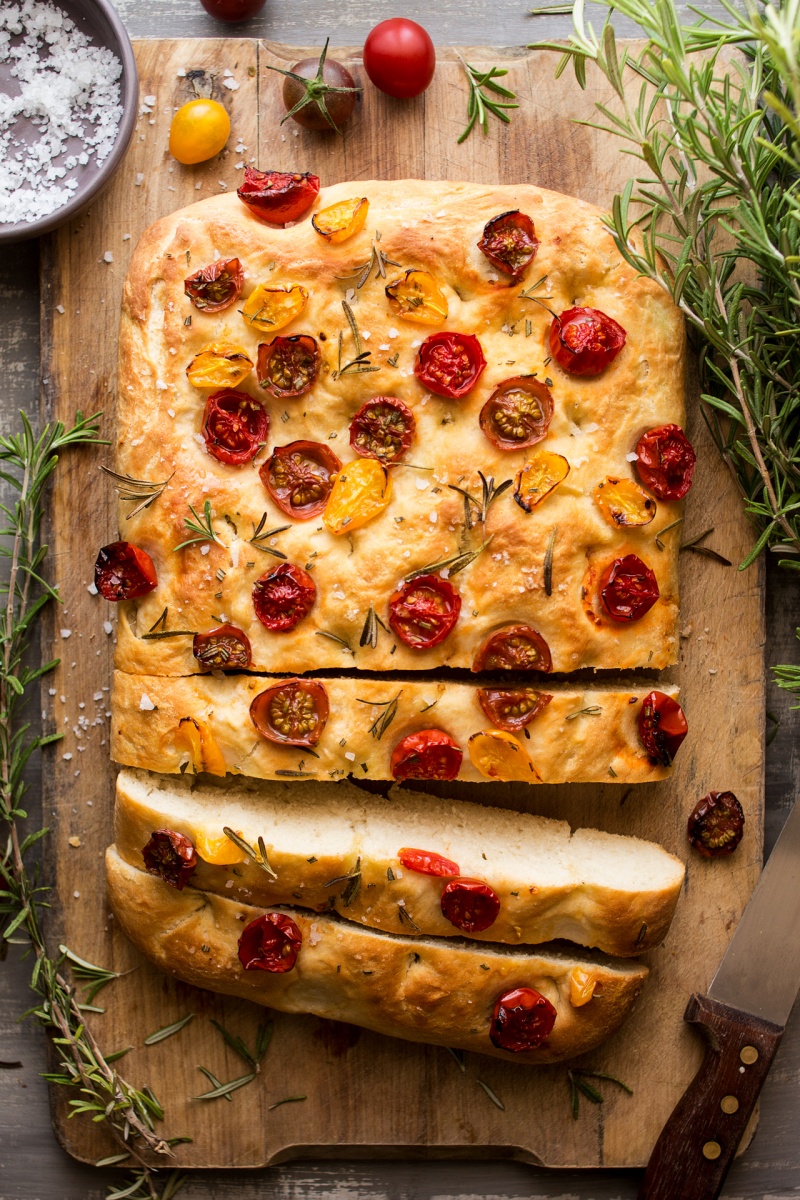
[720, 1095, 739, 1114]
[703, 1141, 722, 1160]
[740, 1046, 759, 1065]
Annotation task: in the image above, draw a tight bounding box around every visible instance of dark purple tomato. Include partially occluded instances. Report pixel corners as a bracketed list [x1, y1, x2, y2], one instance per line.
[199, 0, 265, 22]
[279, 45, 360, 132]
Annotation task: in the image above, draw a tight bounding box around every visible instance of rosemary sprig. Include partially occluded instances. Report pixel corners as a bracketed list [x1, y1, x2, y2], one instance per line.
[332, 301, 381, 380]
[357, 692, 402, 740]
[337, 229, 401, 290]
[568, 1068, 633, 1120]
[456, 53, 519, 143]
[565, 705, 603, 721]
[100, 466, 173, 520]
[222, 827, 277, 879]
[359, 603, 390, 649]
[448, 472, 512, 529]
[248, 513, 290, 559]
[325, 857, 362, 907]
[407, 537, 493, 580]
[209, 1017, 272, 1070]
[59, 946, 121, 1005]
[173, 500, 222, 551]
[315, 629, 355, 655]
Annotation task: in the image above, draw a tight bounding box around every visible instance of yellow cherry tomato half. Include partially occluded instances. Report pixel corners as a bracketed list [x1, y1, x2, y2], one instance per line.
[193, 827, 248, 866]
[186, 342, 254, 388]
[312, 197, 369, 244]
[175, 716, 227, 776]
[169, 99, 231, 165]
[385, 269, 448, 325]
[241, 283, 309, 333]
[569, 966, 597, 1007]
[322, 457, 393, 535]
[593, 476, 657, 528]
[467, 729, 541, 783]
[514, 451, 570, 512]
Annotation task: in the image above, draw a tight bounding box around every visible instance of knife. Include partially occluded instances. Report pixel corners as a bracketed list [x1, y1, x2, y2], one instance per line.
[638, 797, 800, 1199]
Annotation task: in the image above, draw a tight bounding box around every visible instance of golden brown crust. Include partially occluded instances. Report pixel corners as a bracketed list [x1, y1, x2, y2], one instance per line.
[115, 181, 685, 676]
[105, 845, 649, 1064]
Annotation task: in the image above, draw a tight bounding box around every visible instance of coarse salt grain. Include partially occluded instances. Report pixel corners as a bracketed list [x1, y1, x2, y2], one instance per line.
[223, 77, 240, 91]
[87, 582, 97, 595]
[139, 693, 155, 711]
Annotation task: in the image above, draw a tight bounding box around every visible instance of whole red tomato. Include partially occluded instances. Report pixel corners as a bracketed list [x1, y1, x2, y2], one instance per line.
[363, 19, 436, 99]
[199, 0, 265, 22]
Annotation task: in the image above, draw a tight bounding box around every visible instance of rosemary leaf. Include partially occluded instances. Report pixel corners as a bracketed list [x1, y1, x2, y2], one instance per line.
[398, 904, 421, 931]
[143, 1013, 195, 1045]
[222, 827, 278, 879]
[193, 1069, 256, 1101]
[445, 1045, 467, 1073]
[269, 1094, 307, 1110]
[565, 705, 603, 721]
[476, 1079, 506, 1110]
[315, 629, 355, 655]
[100, 465, 173, 519]
[543, 526, 557, 595]
[655, 517, 683, 551]
[407, 537, 493, 580]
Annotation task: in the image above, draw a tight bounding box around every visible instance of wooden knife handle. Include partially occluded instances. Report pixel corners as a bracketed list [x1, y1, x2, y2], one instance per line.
[638, 993, 783, 1200]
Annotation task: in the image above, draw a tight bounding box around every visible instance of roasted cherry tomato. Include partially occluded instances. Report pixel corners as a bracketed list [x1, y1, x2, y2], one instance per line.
[472, 625, 552, 673]
[202, 389, 268, 466]
[94, 541, 157, 601]
[390, 729, 463, 781]
[184, 257, 244, 312]
[398, 847, 460, 877]
[237, 166, 320, 225]
[600, 554, 659, 623]
[514, 451, 569, 511]
[594, 476, 656, 527]
[260, 441, 342, 520]
[468, 729, 541, 782]
[186, 343, 253, 389]
[477, 686, 552, 733]
[169, 99, 230, 165]
[257, 335, 320, 399]
[141, 829, 197, 890]
[250, 677, 329, 746]
[176, 716, 227, 776]
[349, 396, 415, 463]
[323, 458, 392, 535]
[312, 196, 369, 242]
[385, 269, 448, 324]
[414, 332, 486, 399]
[192, 623, 252, 670]
[238, 912, 302, 972]
[440, 878, 500, 933]
[478, 211, 539, 281]
[688, 791, 745, 858]
[388, 573, 461, 649]
[638, 690, 688, 766]
[550, 306, 626, 377]
[490, 986, 556, 1052]
[193, 829, 247, 866]
[569, 967, 597, 1008]
[480, 376, 554, 450]
[362, 17, 435, 99]
[635, 424, 696, 501]
[252, 562, 316, 632]
[242, 283, 308, 333]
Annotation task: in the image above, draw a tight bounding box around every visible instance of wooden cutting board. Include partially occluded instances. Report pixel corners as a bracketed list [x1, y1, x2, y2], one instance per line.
[39, 38, 765, 1171]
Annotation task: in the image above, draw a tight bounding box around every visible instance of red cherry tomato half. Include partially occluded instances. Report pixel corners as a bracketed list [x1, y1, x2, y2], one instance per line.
[362, 18, 436, 99]
[192, 623, 252, 670]
[600, 554, 659, 623]
[688, 791, 744, 858]
[390, 729, 463, 781]
[250, 677, 330, 747]
[414, 332, 486, 399]
[350, 396, 416, 463]
[472, 625, 552, 673]
[478, 211, 539, 281]
[388, 573, 461, 650]
[237, 912, 302, 972]
[202, 389, 269, 466]
[237, 166, 320, 225]
[94, 541, 157, 601]
[142, 829, 197, 890]
[638, 690, 688, 767]
[479, 376, 554, 450]
[398, 847, 460, 877]
[257, 335, 320, 400]
[549, 306, 626, 377]
[635, 424, 696, 501]
[199, 0, 265, 22]
[477, 687, 553, 733]
[440, 878, 500, 933]
[490, 986, 557, 1052]
[252, 562, 316, 632]
[184, 257, 244, 312]
[259, 440, 342, 520]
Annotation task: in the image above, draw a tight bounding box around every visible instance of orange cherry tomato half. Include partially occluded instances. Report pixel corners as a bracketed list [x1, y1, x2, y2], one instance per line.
[549, 306, 626, 377]
[192, 623, 252, 670]
[638, 690, 688, 766]
[635, 424, 696, 501]
[440, 878, 500, 933]
[250, 678, 330, 747]
[398, 847, 460, 877]
[600, 554, 659, 623]
[390, 729, 463, 781]
[237, 912, 302, 972]
[184, 257, 244, 312]
[252, 562, 316, 632]
[237, 167, 320, 224]
[202, 389, 268, 466]
[388, 573, 461, 650]
[94, 541, 157, 601]
[476, 686, 552, 733]
[480, 376, 554, 450]
[349, 396, 415, 463]
[259, 440, 342, 520]
[141, 830, 197, 890]
[490, 986, 556, 1052]
[414, 332, 486, 399]
[472, 625, 552, 673]
[257, 335, 320, 400]
[478, 211, 539, 281]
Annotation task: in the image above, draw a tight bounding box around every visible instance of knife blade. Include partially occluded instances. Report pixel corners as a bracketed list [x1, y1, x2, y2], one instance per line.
[638, 796, 800, 1200]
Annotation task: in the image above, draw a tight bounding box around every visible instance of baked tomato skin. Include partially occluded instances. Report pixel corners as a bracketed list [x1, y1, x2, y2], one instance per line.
[237, 167, 320, 224]
[252, 562, 316, 632]
[638, 690, 688, 766]
[250, 678, 329, 747]
[260, 440, 342, 520]
[550, 306, 626, 377]
[440, 878, 500, 933]
[202, 389, 269, 466]
[414, 332, 486, 399]
[257, 335, 320, 399]
[388, 573, 461, 650]
[363, 18, 435, 99]
[398, 847, 460, 877]
[635, 424, 696, 501]
[349, 396, 416, 463]
[142, 830, 197, 890]
[490, 986, 557, 1052]
[184, 257, 244, 312]
[478, 211, 539, 281]
[600, 554, 659, 623]
[193, 624, 252, 670]
[477, 687, 552, 732]
[472, 625, 552, 673]
[479, 376, 554, 450]
[688, 791, 744, 858]
[237, 912, 302, 972]
[390, 729, 463, 781]
[94, 541, 157, 601]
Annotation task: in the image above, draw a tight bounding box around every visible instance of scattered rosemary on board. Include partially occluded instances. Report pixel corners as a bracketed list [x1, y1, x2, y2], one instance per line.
[568, 1068, 633, 1120]
[456, 53, 519, 143]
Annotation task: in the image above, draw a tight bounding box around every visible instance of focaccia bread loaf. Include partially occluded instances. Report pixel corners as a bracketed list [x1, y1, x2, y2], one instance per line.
[106, 846, 649, 1064]
[115, 768, 685, 956]
[111, 671, 681, 785]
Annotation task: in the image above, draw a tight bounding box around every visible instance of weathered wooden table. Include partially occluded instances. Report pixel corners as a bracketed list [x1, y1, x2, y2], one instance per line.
[1, 2, 798, 1197]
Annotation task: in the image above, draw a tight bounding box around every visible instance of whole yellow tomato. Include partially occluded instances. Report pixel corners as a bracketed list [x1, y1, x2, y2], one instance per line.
[169, 99, 231, 165]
